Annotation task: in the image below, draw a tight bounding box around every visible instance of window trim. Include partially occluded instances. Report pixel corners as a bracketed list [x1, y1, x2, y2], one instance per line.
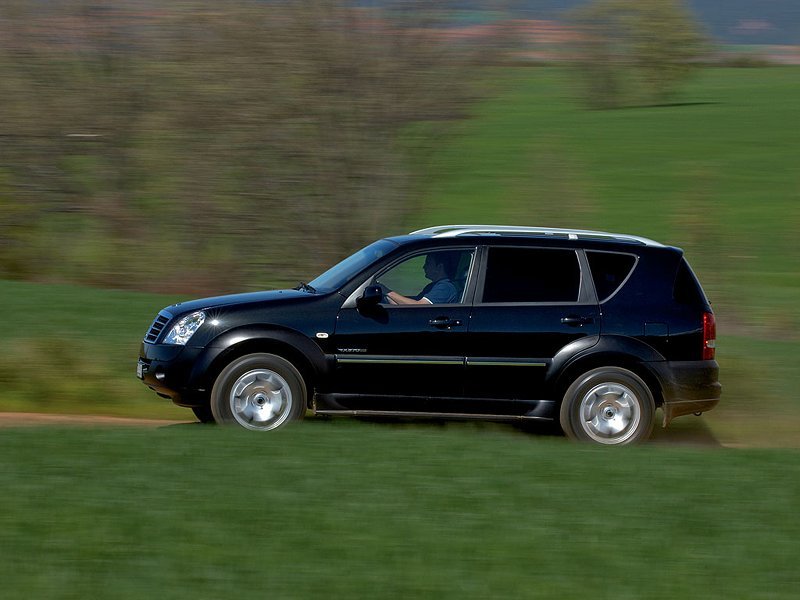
[475, 246, 593, 306]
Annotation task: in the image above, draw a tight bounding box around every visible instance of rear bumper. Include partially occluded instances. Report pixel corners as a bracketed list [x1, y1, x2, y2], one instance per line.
[649, 360, 721, 425]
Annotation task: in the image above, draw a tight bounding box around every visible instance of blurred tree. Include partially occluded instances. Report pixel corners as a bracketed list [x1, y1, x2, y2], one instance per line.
[569, 0, 708, 108]
[0, 0, 497, 293]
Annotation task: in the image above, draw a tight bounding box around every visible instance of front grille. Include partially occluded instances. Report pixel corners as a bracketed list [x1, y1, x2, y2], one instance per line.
[144, 311, 172, 343]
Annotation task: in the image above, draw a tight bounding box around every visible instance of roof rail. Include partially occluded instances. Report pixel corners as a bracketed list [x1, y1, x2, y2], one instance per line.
[408, 225, 663, 247]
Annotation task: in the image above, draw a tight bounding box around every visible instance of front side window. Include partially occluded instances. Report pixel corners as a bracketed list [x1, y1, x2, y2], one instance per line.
[481, 247, 581, 303]
[376, 249, 474, 305]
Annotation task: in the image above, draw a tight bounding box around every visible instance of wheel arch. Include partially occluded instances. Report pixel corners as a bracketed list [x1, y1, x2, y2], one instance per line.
[548, 336, 666, 408]
[192, 326, 328, 408]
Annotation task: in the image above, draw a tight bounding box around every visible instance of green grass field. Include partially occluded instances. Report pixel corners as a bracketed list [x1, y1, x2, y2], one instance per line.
[1, 423, 798, 599]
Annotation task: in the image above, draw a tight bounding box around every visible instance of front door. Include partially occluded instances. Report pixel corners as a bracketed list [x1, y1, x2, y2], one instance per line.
[331, 248, 476, 412]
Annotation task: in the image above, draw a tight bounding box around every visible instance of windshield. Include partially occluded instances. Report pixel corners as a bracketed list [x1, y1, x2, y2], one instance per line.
[308, 239, 398, 292]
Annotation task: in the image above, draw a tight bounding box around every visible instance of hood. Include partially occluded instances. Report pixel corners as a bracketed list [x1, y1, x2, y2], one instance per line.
[166, 289, 312, 315]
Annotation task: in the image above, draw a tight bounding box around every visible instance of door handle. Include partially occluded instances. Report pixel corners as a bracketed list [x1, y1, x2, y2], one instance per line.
[429, 317, 463, 329]
[561, 315, 594, 327]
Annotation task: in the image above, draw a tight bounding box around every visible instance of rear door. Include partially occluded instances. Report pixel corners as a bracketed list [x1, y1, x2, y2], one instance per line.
[465, 246, 599, 406]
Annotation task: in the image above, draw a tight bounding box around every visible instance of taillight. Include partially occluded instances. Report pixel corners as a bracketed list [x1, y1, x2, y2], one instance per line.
[702, 311, 716, 360]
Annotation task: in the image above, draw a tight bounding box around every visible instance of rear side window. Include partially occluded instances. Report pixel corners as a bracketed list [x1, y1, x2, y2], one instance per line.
[587, 251, 637, 302]
[674, 258, 705, 305]
[482, 248, 580, 303]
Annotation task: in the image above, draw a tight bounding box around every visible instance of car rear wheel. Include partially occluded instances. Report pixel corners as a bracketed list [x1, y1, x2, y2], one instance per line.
[211, 353, 306, 431]
[560, 367, 655, 445]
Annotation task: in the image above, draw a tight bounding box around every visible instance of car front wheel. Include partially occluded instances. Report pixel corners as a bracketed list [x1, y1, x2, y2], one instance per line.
[560, 367, 655, 445]
[210, 353, 306, 431]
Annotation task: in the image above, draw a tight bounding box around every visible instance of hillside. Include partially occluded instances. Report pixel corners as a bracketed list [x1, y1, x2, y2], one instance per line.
[511, 1, 800, 45]
[358, 0, 800, 45]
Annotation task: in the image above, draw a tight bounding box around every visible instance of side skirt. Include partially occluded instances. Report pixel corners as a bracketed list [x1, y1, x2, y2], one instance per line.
[314, 409, 554, 423]
[313, 393, 556, 422]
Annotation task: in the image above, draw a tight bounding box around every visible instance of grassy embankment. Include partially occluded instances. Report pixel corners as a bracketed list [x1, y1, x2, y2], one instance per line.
[1, 279, 187, 419]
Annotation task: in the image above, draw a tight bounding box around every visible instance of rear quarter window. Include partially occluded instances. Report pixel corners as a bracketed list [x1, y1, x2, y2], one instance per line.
[586, 251, 637, 302]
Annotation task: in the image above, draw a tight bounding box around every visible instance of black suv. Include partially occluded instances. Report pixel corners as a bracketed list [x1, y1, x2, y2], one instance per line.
[138, 225, 720, 445]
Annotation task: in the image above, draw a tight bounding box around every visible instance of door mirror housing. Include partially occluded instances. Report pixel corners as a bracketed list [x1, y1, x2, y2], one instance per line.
[357, 285, 383, 311]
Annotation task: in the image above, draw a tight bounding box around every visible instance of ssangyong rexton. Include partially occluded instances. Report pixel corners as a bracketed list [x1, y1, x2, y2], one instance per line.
[138, 225, 721, 445]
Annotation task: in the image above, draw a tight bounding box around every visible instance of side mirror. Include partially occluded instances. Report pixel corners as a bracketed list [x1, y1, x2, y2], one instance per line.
[357, 285, 383, 311]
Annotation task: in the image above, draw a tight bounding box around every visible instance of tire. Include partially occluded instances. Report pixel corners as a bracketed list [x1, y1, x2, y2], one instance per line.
[192, 405, 215, 424]
[560, 367, 655, 446]
[210, 353, 307, 431]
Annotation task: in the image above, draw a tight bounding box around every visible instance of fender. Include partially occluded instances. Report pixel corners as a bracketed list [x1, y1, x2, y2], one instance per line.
[547, 334, 666, 398]
[187, 324, 331, 392]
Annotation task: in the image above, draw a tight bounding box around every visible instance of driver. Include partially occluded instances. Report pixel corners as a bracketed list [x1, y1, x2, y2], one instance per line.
[383, 252, 460, 305]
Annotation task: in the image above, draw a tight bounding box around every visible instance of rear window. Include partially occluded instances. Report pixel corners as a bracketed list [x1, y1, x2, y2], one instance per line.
[587, 251, 637, 302]
[673, 258, 705, 305]
[481, 248, 580, 303]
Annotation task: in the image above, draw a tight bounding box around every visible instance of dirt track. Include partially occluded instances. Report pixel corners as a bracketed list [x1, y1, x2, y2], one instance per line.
[0, 412, 187, 428]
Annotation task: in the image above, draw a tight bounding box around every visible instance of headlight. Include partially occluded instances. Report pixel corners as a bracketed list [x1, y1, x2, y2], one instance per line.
[163, 311, 206, 345]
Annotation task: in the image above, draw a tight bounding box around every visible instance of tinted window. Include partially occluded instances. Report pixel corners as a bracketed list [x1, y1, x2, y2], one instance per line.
[482, 248, 580, 303]
[587, 251, 636, 302]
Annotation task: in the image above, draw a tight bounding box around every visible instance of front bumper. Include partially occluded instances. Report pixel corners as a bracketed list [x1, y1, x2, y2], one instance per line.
[137, 343, 210, 407]
[649, 360, 722, 425]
